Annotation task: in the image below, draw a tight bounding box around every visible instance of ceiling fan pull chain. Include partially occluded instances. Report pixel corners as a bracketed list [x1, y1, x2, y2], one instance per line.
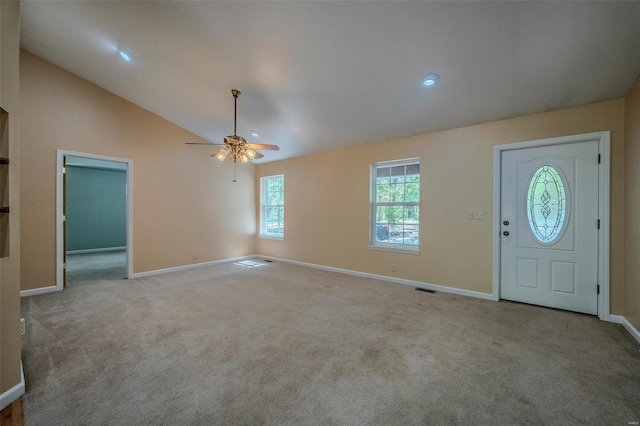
[233, 162, 237, 183]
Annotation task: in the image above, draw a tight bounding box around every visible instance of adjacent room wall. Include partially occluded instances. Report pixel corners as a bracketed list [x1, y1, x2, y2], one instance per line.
[625, 72, 640, 331]
[65, 166, 126, 252]
[256, 99, 626, 314]
[20, 51, 256, 291]
[0, 0, 22, 399]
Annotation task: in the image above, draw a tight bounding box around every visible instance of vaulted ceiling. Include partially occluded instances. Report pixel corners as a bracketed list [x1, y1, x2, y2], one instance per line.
[20, 1, 640, 162]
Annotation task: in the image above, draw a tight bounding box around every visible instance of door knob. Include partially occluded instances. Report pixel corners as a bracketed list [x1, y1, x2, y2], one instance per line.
[503, 221, 509, 226]
[503, 231, 510, 236]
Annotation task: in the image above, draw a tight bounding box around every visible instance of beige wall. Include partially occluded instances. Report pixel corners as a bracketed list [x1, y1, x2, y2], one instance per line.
[17, 42, 635, 326]
[20, 51, 256, 291]
[256, 99, 626, 314]
[625, 73, 640, 330]
[0, 0, 21, 396]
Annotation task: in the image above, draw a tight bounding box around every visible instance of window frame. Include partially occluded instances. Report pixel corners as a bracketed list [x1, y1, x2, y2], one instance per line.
[259, 174, 285, 240]
[368, 158, 421, 255]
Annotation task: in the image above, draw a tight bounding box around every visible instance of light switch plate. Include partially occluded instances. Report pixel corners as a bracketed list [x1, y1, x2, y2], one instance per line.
[467, 211, 473, 220]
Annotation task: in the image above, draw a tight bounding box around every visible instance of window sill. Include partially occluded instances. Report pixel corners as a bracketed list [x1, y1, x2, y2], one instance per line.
[259, 234, 284, 241]
[368, 244, 420, 255]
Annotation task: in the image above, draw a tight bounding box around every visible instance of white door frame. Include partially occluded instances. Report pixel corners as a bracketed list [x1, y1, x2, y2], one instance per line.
[56, 149, 134, 290]
[492, 131, 610, 321]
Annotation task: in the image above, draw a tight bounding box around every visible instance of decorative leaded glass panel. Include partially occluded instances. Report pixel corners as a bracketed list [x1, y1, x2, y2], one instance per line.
[526, 165, 567, 244]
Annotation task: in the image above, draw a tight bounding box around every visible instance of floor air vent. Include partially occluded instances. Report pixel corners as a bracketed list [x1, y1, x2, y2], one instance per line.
[415, 287, 435, 293]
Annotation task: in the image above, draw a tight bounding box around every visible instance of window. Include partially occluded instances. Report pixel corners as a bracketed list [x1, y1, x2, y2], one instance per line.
[370, 159, 420, 253]
[260, 174, 284, 239]
[526, 165, 568, 244]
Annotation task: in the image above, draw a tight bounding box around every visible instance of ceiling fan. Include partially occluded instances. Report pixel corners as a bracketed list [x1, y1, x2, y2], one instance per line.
[186, 89, 279, 164]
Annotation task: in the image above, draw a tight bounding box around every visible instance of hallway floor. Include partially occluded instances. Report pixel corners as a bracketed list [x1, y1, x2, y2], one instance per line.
[66, 250, 126, 286]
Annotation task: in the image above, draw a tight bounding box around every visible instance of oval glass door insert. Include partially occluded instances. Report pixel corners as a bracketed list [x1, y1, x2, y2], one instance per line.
[526, 165, 568, 244]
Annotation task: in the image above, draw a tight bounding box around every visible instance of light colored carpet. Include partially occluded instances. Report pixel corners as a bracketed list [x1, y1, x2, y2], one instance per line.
[20, 260, 640, 425]
[65, 250, 126, 286]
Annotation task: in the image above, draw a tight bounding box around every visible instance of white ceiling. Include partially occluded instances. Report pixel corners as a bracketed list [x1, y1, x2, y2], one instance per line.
[20, 1, 640, 163]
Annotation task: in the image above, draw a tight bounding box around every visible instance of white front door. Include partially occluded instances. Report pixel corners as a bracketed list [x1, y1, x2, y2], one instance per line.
[500, 140, 599, 314]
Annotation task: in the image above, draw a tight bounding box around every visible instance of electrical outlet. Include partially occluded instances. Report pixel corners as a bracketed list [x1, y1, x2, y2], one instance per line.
[20, 318, 25, 335]
[467, 211, 473, 220]
[193, 254, 198, 261]
[392, 265, 397, 273]
[475, 211, 485, 220]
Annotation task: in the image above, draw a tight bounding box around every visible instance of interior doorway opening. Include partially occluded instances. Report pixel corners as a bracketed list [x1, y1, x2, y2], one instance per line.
[56, 150, 133, 290]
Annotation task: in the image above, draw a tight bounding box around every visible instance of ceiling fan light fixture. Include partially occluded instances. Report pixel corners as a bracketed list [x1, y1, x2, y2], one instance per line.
[215, 147, 229, 161]
[187, 89, 280, 179]
[422, 73, 439, 87]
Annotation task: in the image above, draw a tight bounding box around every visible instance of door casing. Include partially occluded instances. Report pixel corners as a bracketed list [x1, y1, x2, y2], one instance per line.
[492, 131, 610, 321]
[56, 149, 134, 290]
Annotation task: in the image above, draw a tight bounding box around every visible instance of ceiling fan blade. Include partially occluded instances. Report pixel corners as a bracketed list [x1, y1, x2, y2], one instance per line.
[252, 151, 264, 159]
[247, 143, 280, 151]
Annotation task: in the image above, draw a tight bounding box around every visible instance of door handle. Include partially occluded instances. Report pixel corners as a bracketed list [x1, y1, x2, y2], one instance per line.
[503, 231, 510, 236]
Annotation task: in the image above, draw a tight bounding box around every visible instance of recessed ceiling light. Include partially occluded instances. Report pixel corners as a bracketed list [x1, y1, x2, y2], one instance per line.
[250, 130, 260, 137]
[422, 73, 439, 87]
[118, 49, 132, 62]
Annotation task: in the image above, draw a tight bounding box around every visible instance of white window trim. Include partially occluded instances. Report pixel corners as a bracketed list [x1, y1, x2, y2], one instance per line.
[368, 243, 421, 255]
[369, 158, 420, 254]
[260, 234, 284, 241]
[259, 174, 284, 240]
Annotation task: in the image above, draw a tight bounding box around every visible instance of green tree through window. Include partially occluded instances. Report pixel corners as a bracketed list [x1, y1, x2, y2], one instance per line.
[261, 175, 284, 238]
[371, 160, 420, 247]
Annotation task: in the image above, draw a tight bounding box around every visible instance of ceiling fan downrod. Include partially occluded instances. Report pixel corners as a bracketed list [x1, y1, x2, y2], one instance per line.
[232, 89, 240, 137]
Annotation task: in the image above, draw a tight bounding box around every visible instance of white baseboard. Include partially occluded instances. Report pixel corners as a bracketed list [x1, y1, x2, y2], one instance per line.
[130, 255, 258, 279]
[66, 246, 126, 255]
[0, 360, 24, 411]
[610, 315, 640, 345]
[20, 285, 59, 298]
[257, 255, 495, 301]
[20, 255, 258, 294]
